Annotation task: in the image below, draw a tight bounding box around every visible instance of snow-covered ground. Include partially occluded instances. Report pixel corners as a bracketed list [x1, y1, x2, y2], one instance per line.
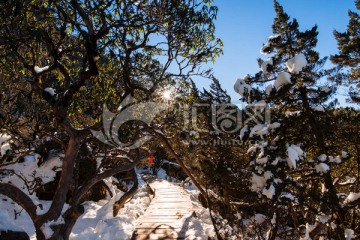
[0, 155, 216, 239]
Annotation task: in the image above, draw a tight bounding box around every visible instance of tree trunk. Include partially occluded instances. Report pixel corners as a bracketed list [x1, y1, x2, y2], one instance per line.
[36, 136, 81, 226]
[57, 150, 141, 240]
[113, 168, 138, 217]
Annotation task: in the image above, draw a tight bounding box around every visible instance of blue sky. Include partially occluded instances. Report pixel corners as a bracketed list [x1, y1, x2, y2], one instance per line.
[202, 0, 357, 105]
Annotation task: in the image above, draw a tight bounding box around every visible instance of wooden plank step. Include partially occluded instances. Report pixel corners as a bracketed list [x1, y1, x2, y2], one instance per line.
[146, 209, 189, 212]
[133, 230, 186, 239]
[152, 199, 188, 202]
[138, 219, 181, 223]
[143, 213, 187, 217]
[134, 234, 181, 240]
[147, 207, 192, 210]
[135, 228, 181, 233]
[140, 215, 186, 218]
[137, 223, 183, 229]
[147, 204, 191, 208]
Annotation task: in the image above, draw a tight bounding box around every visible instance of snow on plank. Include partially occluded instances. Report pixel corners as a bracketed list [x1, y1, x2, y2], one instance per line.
[133, 180, 197, 240]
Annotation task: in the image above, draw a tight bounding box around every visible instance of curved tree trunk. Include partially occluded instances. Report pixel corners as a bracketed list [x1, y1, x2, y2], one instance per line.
[0, 134, 82, 240]
[57, 150, 141, 240]
[0, 183, 46, 240]
[36, 136, 81, 226]
[113, 168, 138, 217]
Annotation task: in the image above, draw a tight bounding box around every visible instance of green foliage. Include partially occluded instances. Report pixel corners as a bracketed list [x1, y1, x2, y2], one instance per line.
[0, 1, 223, 239]
[331, 1, 360, 103]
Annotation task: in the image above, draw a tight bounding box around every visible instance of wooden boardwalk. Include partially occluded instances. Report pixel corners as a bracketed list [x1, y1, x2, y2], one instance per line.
[132, 180, 196, 240]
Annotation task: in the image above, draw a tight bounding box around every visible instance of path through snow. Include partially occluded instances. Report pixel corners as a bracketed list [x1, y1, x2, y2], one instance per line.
[133, 179, 214, 239]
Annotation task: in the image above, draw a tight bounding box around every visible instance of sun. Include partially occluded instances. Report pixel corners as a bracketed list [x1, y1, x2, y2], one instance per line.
[162, 90, 172, 100]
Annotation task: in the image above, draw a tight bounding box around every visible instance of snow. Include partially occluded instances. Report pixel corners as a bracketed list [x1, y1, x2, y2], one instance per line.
[71, 176, 150, 240]
[268, 34, 281, 40]
[301, 223, 317, 240]
[0, 134, 11, 156]
[286, 144, 304, 169]
[0, 142, 11, 156]
[312, 105, 325, 112]
[262, 184, 275, 199]
[315, 163, 330, 173]
[339, 177, 356, 186]
[280, 193, 296, 201]
[247, 146, 257, 154]
[286, 53, 307, 74]
[249, 124, 267, 138]
[271, 157, 281, 166]
[321, 184, 327, 193]
[285, 110, 300, 117]
[261, 58, 273, 75]
[0, 209, 23, 232]
[234, 77, 252, 97]
[34, 65, 50, 74]
[260, 43, 271, 55]
[264, 171, 273, 180]
[274, 72, 292, 91]
[319, 86, 331, 93]
[250, 122, 281, 138]
[268, 122, 280, 132]
[316, 215, 329, 224]
[342, 151, 348, 158]
[329, 155, 341, 164]
[0, 133, 11, 144]
[344, 192, 360, 203]
[41, 221, 55, 239]
[44, 87, 56, 96]
[256, 156, 268, 165]
[254, 214, 266, 224]
[250, 173, 266, 192]
[0, 157, 217, 240]
[318, 154, 327, 162]
[1, 154, 62, 188]
[265, 84, 273, 96]
[345, 229, 355, 240]
[270, 213, 277, 225]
